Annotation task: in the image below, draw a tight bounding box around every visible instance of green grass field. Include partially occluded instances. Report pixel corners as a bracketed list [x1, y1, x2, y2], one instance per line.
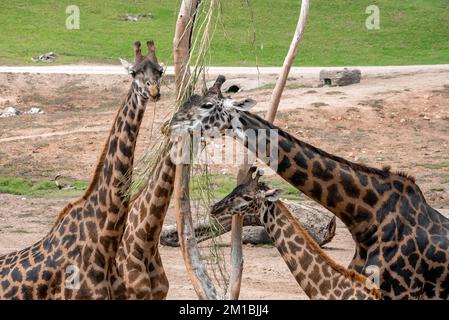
[0, 177, 89, 198]
[0, 0, 447, 66]
[190, 174, 304, 201]
[0, 174, 304, 200]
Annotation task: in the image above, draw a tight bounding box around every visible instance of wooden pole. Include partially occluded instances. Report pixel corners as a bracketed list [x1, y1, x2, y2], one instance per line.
[230, 0, 310, 300]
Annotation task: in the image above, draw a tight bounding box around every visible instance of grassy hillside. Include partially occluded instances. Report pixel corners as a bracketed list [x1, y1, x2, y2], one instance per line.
[0, 0, 447, 66]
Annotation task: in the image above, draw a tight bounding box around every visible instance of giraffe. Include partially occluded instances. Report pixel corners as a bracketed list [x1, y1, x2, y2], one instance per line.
[112, 76, 227, 299]
[211, 167, 382, 300]
[0, 40, 164, 299]
[113, 141, 175, 300]
[168, 75, 449, 299]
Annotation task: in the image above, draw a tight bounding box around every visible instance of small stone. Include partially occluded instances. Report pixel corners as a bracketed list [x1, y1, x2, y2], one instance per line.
[119, 13, 154, 21]
[400, 118, 406, 123]
[31, 52, 56, 63]
[423, 116, 430, 121]
[27, 107, 44, 114]
[319, 68, 361, 86]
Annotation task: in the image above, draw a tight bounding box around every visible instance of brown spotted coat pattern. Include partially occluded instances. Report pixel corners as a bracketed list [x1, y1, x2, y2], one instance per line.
[0, 41, 163, 300]
[211, 169, 381, 300]
[169, 76, 449, 299]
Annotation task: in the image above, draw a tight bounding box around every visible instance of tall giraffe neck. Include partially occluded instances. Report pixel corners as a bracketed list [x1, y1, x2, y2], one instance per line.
[115, 141, 175, 299]
[235, 111, 412, 241]
[260, 200, 381, 299]
[97, 82, 148, 211]
[0, 81, 151, 300]
[55, 82, 148, 242]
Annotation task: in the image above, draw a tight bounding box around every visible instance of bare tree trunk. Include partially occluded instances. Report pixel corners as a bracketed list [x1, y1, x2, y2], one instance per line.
[230, 0, 310, 300]
[173, 0, 199, 98]
[173, 0, 218, 300]
[266, 0, 310, 121]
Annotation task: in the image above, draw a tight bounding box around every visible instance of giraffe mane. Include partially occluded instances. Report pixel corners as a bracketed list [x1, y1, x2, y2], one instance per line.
[395, 171, 416, 182]
[275, 200, 383, 299]
[382, 165, 415, 182]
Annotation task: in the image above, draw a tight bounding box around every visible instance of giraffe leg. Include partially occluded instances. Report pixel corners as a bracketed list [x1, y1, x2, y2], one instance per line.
[149, 248, 169, 300]
[348, 247, 365, 272]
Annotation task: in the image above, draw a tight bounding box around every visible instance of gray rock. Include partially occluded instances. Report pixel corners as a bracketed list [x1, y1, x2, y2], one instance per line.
[0, 107, 21, 117]
[241, 200, 336, 246]
[242, 226, 271, 245]
[320, 68, 361, 86]
[283, 200, 336, 246]
[31, 52, 56, 63]
[119, 13, 154, 21]
[160, 200, 336, 247]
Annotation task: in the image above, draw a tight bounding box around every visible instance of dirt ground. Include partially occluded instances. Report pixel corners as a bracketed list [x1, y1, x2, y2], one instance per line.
[0, 69, 449, 299]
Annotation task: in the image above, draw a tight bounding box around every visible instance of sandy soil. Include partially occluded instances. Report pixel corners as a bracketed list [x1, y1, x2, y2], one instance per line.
[0, 69, 448, 299]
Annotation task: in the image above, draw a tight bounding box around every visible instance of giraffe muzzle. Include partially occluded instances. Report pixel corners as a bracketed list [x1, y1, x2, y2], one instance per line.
[149, 84, 160, 101]
[210, 201, 228, 217]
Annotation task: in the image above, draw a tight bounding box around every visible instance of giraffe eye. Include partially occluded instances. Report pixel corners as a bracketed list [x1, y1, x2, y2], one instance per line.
[243, 196, 252, 201]
[201, 103, 214, 109]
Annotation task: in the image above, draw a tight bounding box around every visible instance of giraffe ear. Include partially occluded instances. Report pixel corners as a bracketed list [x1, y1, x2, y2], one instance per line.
[231, 98, 257, 111]
[120, 58, 136, 76]
[158, 62, 166, 74]
[265, 189, 284, 202]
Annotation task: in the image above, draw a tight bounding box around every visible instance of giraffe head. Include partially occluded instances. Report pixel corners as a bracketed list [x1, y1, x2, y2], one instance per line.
[211, 167, 283, 219]
[120, 40, 164, 101]
[169, 75, 257, 139]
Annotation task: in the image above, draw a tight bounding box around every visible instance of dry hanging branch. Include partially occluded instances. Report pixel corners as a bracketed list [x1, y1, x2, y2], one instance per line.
[230, 0, 310, 300]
